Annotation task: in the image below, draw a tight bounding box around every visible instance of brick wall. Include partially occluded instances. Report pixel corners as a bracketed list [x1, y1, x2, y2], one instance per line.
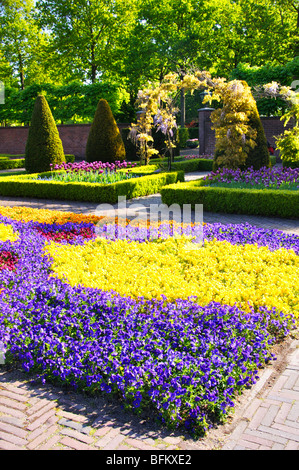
[0, 123, 130, 158]
[0, 118, 294, 159]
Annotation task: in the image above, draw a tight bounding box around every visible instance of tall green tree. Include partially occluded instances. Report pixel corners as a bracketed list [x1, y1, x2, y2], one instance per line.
[271, 0, 299, 57]
[36, 0, 138, 84]
[0, 0, 49, 89]
[113, 0, 297, 124]
[0, 51, 13, 85]
[199, 0, 296, 76]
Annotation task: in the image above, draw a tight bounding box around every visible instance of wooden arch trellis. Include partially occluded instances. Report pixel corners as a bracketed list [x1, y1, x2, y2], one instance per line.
[128, 71, 297, 170]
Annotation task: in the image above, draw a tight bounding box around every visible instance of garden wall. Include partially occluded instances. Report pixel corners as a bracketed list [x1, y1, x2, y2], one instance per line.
[0, 123, 130, 158]
[0, 115, 294, 159]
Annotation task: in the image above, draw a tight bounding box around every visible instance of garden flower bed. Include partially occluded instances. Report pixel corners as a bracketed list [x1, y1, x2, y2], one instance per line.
[161, 166, 299, 219]
[0, 207, 297, 437]
[0, 167, 184, 203]
[203, 166, 299, 191]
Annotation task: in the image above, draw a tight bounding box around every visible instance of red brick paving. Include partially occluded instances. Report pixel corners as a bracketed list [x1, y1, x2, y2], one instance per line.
[221, 342, 299, 450]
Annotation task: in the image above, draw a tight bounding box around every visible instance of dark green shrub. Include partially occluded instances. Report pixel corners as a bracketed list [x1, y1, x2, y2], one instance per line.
[86, 99, 125, 163]
[65, 154, 75, 163]
[270, 154, 276, 167]
[188, 127, 199, 139]
[25, 95, 65, 173]
[177, 127, 189, 148]
[283, 160, 299, 169]
[121, 128, 138, 161]
[152, 128, 167, 156]
[0, 159, 25, 170]
[242, 103, 270, 170]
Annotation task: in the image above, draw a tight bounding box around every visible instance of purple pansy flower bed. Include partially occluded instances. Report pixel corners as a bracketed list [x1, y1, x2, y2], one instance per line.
[203, 166, 299, 191]
[0, 215, 297, 436]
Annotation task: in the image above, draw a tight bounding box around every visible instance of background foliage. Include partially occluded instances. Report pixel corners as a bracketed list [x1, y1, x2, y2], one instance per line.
[0, 0, 299, 125]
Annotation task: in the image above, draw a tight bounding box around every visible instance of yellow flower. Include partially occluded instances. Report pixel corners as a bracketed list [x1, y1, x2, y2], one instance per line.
[0, 223, 19, 242]
[46, 237, 299, 321]
[0, 205, 102, 225]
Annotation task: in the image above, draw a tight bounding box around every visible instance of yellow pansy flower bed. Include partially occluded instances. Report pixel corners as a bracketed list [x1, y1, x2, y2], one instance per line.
[46, 236, 299, 320]
[0, 205, 102, 225]
[0, 223, 19, 242]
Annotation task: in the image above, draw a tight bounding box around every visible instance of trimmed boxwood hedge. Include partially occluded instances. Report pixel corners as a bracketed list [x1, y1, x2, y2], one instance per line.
[0, 154, 75, 171]
[149, 155, 276, 171]
[0, 159, 25, 170]
[161, 179, 299, 219]
[0, 170, 184, 204]
[149, 158, 214, 172]
[147, 154, 276, 173]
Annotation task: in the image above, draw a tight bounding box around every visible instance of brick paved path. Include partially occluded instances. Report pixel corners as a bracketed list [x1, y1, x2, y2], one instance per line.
[0, 171, 298, 451]
[222, 337, 299, 450]
[0, 334, 298, 451]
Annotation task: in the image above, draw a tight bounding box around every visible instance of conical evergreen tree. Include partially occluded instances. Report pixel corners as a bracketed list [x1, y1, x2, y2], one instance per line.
[25, 95, 65, 173]
[243, 103, 270, 170]
[86, 99, 125, 163]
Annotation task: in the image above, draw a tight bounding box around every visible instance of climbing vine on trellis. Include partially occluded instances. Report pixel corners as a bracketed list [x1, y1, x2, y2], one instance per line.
[129, 72, 297, 169]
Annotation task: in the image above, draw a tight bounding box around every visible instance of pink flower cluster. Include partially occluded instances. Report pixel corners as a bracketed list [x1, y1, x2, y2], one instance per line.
[0, 250, 18, 271]
[50, 160, 137, 173]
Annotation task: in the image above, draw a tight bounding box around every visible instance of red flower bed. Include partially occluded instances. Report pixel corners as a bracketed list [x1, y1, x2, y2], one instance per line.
[0, 250, 18, 271]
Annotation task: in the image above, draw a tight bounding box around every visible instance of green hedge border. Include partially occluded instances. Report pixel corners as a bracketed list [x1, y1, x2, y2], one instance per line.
[149, 157, 213, 172]
[148, 154, 276, 173]
[0, 154, 75, 170]
[0, 169, 184, 204]
[0, 159, 25, 170]
[161, 179, 299, 219]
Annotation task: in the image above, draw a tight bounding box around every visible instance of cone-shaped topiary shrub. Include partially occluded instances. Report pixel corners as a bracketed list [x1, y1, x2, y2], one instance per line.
[25, 95, 65, 173]
[241, 101, 270, 170]
[212, 80, 270, 171]
[86, 99, 126, 163]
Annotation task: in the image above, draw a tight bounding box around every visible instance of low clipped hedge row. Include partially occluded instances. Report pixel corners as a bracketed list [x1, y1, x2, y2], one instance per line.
[0, 170, 184, 204]
[161, 180, 299, 219]
[0, 159, 25, 170]
[149, 157, 213, 172]
[0, 154, 75, 170]
[148, 154, 276, 173]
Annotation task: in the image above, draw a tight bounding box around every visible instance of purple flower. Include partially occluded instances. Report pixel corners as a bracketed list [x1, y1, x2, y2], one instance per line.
[0, 213, 296, 438]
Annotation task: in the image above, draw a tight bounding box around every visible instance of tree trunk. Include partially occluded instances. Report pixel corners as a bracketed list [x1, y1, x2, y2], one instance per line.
[91, 41, 97, 83]
[18, 52, 24, 90]
[180, 88, 185, 128]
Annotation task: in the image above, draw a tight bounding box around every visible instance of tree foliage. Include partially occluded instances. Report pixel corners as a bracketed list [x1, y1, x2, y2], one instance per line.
[35, 0, 137, 84]
[1, 0, 299, 124]
[230, 58, 299, 116]
[0, 0, 52, 89]
[211, 80, 269, 170]
[0, 82, 129, 125]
